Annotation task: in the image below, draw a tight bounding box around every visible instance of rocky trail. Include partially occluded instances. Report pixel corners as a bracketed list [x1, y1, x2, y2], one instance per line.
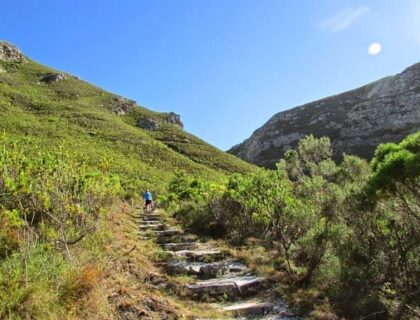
[139, 210, 298, 319]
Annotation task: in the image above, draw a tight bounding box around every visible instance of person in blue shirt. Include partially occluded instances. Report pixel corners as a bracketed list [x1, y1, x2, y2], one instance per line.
[143, 190, 153, 213]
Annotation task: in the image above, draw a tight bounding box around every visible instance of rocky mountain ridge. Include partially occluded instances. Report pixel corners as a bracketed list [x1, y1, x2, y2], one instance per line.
[229, 62, 420, 168]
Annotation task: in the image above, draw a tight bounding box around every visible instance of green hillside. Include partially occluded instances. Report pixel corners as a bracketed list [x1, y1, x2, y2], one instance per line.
[0, 41, 253, 192]
[0, 42, 254, 319]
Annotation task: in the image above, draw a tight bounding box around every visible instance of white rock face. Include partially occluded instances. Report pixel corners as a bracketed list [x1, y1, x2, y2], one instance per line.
[229, 63, 420, 168]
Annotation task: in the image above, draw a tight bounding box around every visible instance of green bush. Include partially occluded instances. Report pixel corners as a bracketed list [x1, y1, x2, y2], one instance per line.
[0, 136, 120, 318]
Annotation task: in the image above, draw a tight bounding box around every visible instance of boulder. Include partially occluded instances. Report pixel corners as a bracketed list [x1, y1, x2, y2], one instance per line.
[41, 73, 66, 84]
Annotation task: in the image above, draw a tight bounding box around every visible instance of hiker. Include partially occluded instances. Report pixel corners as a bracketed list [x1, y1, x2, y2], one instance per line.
[143, 190, 153, 213]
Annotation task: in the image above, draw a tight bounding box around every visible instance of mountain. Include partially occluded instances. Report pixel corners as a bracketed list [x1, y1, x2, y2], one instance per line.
[0, 41, 254, 186]
[229, 62, 420, 168]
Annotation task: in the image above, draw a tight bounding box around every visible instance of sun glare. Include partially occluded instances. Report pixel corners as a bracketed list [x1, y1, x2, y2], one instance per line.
[368, 42, 382, 55]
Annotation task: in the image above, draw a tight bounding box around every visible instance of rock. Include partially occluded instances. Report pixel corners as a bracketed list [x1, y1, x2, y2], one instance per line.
[200, 260, 248, 278]
[164, 112, 184, 129]
[141, 220, 162, 225]
[141, 213, 161, 219]
[0, 42, 25, 62]
[41, 73, 66, 84]
[137, 118, 160, 131]
[199, 263, 226, 277]
[165, 261, 208, 275]
[139, 223, 165, 231]
[113, 97, 136, 115]
[141, 217, 162, 223]
[167, 248, 223, 262]
[222, 301, 274, 316]
[156, 233, 198, 244]
[187, 275, 266, 299]
[153, 228, 183, 237]
[165, 259, 248, 277]
[229, 62, 420, 167]
[163, 242, 200, 251]
[135, 111, 183, 131]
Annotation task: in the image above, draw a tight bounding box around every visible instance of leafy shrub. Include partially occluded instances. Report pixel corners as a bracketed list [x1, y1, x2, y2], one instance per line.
[0, 135, 121, 318]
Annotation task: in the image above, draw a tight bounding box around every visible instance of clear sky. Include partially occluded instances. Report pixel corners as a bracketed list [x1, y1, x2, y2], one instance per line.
[1, 1, 420, 150]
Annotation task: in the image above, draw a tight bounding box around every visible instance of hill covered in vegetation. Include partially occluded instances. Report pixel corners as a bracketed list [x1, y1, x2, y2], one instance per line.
[0, 41, 253, 184]
[0, 41, 254, 319]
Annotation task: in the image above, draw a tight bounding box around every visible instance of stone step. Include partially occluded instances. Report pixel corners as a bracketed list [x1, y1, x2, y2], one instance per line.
[140, 216, 161, 222]
[139, 223, 165, 230]
[141, 220, 163, 225]
[222, 301, 274, 316]
[187, 275, 266, 300]
[168, 248, 224, 262]
[156, 233, 198, 244]
[153, 229, 183, 237]
[162, 242, 201, 251]
[165, 259, 249, 278]
[140, 213, 161, 218]
[140, 219, 161, 224]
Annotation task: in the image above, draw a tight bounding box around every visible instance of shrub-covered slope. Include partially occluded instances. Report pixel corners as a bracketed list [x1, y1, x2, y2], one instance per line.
[0, 41, 254, 319]
[0, 41, 254, 191]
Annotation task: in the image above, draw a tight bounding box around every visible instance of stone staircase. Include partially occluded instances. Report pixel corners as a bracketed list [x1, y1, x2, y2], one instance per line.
[139, 210, 297, 319]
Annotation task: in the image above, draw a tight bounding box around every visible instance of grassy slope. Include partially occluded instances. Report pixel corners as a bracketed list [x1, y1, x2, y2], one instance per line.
[0, 55, 254, 194]
[0, 45, 254, 319]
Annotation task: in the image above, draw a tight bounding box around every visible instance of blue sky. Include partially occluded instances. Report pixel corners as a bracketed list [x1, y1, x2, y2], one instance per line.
[1, 1, 420, 150]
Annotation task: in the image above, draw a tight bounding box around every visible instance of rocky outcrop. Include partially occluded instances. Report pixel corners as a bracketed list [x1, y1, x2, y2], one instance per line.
[229, 62, 420, 168]
[0, 41, 25, 62]
[137, 118, 160, 131]
[164, 112, 184, 129]
[112, 97, 137, 115]
[40, 73, 66, 84]
[137, 112, 184, 131]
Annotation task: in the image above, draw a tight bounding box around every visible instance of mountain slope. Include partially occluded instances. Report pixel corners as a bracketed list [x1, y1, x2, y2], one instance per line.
[0, 41, 255, 319]
[0, 41, 254, 190]
[229, 62, 420, 168]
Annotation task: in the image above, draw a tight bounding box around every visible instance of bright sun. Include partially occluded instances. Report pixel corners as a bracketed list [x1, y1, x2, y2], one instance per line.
[368, 42, 382, 55]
